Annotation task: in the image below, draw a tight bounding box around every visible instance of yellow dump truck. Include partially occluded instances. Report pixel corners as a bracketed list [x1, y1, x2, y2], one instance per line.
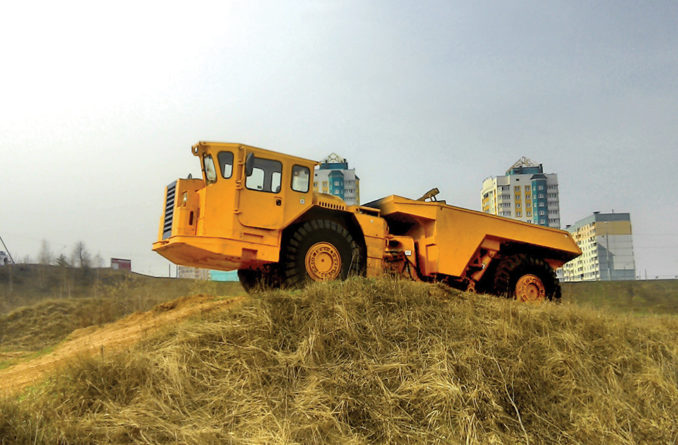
[153, 142, 581, 302]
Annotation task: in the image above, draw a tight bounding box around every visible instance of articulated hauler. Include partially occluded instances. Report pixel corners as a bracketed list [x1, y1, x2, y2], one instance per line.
[153, 142, 581, 302]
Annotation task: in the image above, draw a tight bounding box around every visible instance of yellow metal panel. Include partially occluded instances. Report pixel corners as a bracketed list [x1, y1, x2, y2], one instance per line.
[374, 195, 580, 277]
[153, 235, 280, 271]
[353, 212, 387, 277]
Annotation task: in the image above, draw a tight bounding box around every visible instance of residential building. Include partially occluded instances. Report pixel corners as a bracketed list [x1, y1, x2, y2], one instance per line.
[481, 157, 561, 228]
[110, 258, 131, 271]
[561, 212, 636, 281]
[313, 153, 360, 205]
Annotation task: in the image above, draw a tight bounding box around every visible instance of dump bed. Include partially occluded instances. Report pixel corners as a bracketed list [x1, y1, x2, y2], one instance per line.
[368, 195, 581, 278]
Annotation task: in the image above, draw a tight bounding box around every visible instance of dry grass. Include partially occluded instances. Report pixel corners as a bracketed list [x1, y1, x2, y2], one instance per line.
[1, 278, 677, 444]
[0, 284, 240, 371]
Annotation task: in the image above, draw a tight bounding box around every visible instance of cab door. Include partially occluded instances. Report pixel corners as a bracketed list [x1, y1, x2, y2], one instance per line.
[237, 155, 285, 229]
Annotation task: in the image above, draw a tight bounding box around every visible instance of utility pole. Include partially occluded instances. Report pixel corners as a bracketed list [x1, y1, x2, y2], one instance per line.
[0, 233, 15, 264]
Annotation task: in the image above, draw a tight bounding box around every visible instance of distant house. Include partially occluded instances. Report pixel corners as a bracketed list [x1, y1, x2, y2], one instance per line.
[111, 258, 132, 271]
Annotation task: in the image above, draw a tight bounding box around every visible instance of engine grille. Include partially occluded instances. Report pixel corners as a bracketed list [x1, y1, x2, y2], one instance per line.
[317, 197, 346, 211]
[162, 181, 177, 239]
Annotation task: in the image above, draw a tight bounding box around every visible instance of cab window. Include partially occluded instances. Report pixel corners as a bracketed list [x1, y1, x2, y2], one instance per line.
[291, 165, 310, 193]
[218, 151, 234, 178]
[246, 157, 283, 193]
[203, 154, 217, 184]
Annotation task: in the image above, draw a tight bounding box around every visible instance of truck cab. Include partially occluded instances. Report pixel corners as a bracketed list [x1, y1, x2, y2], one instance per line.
[153, 142, 318, 271]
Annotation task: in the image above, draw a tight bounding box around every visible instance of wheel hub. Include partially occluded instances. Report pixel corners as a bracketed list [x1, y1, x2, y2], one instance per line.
[514, 274, 546, 303]
[305, 242, 341, 281]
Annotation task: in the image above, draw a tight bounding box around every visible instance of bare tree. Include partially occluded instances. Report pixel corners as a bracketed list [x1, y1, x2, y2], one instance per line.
[38, 239, 53, 265]
[71, 241, 91, 269]
[56, 254, 70, 267]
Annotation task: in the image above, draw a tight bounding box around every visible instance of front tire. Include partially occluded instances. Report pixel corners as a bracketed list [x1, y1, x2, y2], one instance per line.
[493, 254, 560, 302]
[281, 219, 363, 288]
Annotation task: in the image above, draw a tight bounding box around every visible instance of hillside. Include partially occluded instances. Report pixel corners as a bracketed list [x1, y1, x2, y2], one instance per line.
[562, 279, 678, 314]
[1, 278, 676, 444]
[0, 264, 243, 314]
[0, 294, 245, 394]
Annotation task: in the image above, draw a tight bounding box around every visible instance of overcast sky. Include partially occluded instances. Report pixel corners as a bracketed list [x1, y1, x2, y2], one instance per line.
[1, 0, 677, 278]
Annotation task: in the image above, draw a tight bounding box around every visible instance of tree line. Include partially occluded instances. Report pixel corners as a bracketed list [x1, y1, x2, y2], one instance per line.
[31, 240, 105, 268]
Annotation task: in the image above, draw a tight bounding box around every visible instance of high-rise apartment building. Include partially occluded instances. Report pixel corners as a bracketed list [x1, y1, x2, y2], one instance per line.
[561, 212, 636, 281]
[481, 157, 561, 228]
[313, 153, 360, 205]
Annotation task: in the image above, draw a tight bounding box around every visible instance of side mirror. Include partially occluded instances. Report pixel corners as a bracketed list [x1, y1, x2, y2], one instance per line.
[245, 153, 255, 177]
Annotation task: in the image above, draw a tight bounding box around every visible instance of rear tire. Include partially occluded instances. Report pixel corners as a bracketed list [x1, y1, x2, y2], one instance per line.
[237, 268, 280, 294]
[281, 219, 363, 288]
[493, 254, 560, 302]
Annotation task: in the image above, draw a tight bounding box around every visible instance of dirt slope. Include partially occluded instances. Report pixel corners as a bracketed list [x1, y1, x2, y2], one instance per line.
[0, 294, 245, 394]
